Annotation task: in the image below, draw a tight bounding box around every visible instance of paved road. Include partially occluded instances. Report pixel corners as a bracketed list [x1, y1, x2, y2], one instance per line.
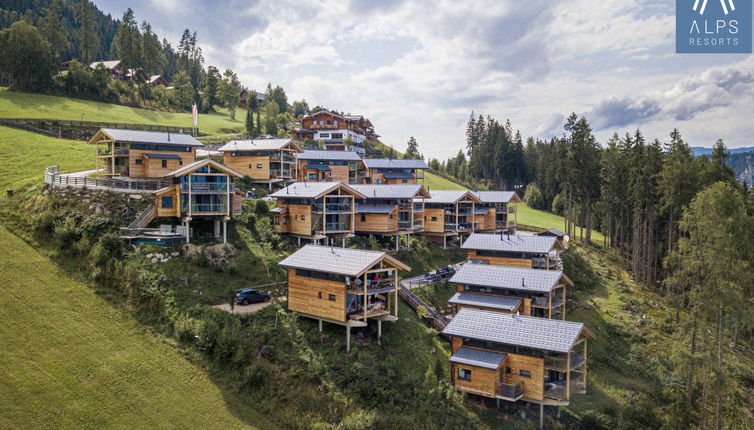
[65, 169, 101, 177]
[401, 261, 465, 289]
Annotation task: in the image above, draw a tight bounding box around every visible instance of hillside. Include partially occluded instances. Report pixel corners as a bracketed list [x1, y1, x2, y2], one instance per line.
[0, 225, 274, 429]
[0, 88, 246, 138]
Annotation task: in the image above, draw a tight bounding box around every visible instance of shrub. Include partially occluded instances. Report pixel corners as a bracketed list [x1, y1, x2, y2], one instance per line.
[523, 183, 546, 209]
[551, 193, 565, 215]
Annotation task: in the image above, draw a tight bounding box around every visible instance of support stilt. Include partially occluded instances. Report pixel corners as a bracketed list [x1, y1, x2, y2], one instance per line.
[342, 237, 346, 247]
[395, 234, 399, 251]
[539, 403, 544, 430]
[377, 320, 382, 340]
[346, 326, 351, 352]
[443, 236, 447, 249]
[222, 220, 227, 244]
[318, 319, 322, 332]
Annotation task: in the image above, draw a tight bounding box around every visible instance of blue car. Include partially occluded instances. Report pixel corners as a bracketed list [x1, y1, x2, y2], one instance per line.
[234, 289, 271, 305]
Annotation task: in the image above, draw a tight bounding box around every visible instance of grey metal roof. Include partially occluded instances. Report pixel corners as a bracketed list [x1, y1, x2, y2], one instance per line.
[101, 128, 203, 147]
[449, 264, 565, 293]
[297, 149, 362, 161]
[472, 191, 519, 203]
[449, 347, 507, 370]
[270, 207, 288, 213]
[217, 138, 297, 152]
[461, 233, 558, 254]
[355, 204, 395, 214]
[278, 245, 407, 277]
[90, 60, 121, 69]
[536, 228, 567, 238]
[351, 184, 425, 199]
[425, 190, 478, 204]
[448, 292, 522, 311]
[362, 158, 428, 169]
[442, 308, 585, 353]
[270, 182, 365, 199]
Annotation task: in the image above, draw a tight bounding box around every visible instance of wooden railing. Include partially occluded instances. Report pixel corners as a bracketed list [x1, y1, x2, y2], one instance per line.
[45, 169, 171, 192]
[496, 382, 523, 400]
[398, 286, 448, 332]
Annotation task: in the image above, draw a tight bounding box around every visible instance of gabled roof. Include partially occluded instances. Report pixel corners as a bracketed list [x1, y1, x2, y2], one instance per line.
[472, 191, 523, 204]
[450, 347, 507, 370]
[303, 110, 345, 121]
[536, 228, 567, 238]
[279, 245, 410, 277]
[297, 149, 362, 161]
[461, 233, 562, 254]
[149, 75, 167, 84]
[449, 263, 572, 293]
[448, 292, 522, 311]
[217, 138, 302, 152]
[351, 184, 430, 199]
[362, 158, 429, 169]
[163, 158, 243, 178]
[355, 204, 397, 214]
[90, 128, 203, 147]
[442, 308, 591, 353]
[270, 182, 367, 199]
[90, 60, 122, 69]
[424, 190, 482, 205]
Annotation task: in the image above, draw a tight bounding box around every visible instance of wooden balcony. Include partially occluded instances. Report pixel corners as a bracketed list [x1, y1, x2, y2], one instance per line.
[496, 382, 523, 401]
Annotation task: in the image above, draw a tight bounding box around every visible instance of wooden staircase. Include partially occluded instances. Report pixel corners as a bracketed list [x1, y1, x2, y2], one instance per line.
[127, 204, 156, 229]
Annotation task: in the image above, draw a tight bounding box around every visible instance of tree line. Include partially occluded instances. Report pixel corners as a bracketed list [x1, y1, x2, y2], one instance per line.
[432, 111, 754, 427]
[0, 0, 312, 135]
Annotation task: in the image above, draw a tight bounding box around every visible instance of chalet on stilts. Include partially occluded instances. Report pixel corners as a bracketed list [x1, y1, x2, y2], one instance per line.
[461, 233, 564, 270]
[269, 182, 366, 245]
[361, 158, 428, 184]
[421, 190, 482, 248]
[442, 308, 595, 420]
[217, 138, 303, 190]
[448, 263, 572, 319]
[279, 245, 411, 351]
[471, 191, 522, 233]
[296, 149, 366, 184]
[89, 128, 201, 178]
[349, 184, 430, 250]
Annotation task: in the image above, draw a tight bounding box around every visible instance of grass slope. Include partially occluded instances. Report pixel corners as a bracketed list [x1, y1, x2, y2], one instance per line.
[0, 88, 246, 138]
[423, 172, 466, 190]
[0, 225, 274, 430]
[0, 126, 91, 192]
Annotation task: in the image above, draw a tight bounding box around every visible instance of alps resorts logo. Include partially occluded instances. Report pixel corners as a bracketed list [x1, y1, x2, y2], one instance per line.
[676, 0, 752, 53]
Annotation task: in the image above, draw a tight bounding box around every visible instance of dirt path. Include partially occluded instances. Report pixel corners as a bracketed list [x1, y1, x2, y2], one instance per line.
[212, 299, 278, 315]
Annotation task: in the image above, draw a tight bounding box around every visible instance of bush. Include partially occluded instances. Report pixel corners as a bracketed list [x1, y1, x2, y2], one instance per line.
[523, 183, 546, 209]
[551, 193, 565, 215]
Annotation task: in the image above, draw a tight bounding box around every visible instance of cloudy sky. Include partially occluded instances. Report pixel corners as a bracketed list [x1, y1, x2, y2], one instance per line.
[93, 0, 754, 159]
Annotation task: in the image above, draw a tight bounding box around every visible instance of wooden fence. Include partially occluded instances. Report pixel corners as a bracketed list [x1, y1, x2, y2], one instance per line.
[0, 117, 199, 140]
[45, 167, 171, 192]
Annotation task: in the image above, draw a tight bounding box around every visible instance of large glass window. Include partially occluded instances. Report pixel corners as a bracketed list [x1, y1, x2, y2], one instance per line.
[457, 368, 471, 381]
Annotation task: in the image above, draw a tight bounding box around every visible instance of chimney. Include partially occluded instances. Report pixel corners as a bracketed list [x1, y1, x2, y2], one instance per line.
[521, 277, 525, 287]
[167, 131, 171, 142]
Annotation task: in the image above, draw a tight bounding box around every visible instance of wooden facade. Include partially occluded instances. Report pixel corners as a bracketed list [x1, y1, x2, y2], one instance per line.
[218, 139, 302, 185]
[461, 234, 565, 270]
[153, 159, 244, 243]
[443, 310, 595, 406]
[471, 191, 522, 233]
[350, 184, 430, 241]
[89, 128, 200, 178]
[279, 245, 410, 351]
[271, 182, 366, 241]
[296, 151, 366, 184]
[421, 191, 482, 247]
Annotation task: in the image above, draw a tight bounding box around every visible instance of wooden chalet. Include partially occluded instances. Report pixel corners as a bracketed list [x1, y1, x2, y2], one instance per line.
[279, 245, 411, 351]
[292, 111, 375, 152]
[448, 264, 572, 319]
[535, 228, 569, 249]
[296, 149, 366, 184]
[149, 75, 169, 87]
[89, 60, 127, 80]
[361, 158, 428, 184]
[472, 191, 522, 233]
[442, 308, 594, 408]
[89, 128, 202, 178]
[153, 159, 243, 243]
[350, 184, 430, 249]
[461, 233, 564, 270]
[421, 190, 483, 248]
[217, 138, 303, 189]
[269, 182, 366, 244]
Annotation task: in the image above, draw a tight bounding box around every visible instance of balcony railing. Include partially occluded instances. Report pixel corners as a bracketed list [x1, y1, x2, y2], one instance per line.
[496, 382, 523, 401]
[312, 204, 353, 213]
[270, 170, 293, 179]
[97, 147, 129, 157]
[103, 165, 128, 175]
[321, 223, 351, 232]
[398, 220, 410, 229]
[545, 354, 585, 371]
[532, 256, 560, 270]
[545, 380, 585, 400]
[181, 183, 232, 192]
[190, 203, 228, 214]
[269, 154, 296, 162]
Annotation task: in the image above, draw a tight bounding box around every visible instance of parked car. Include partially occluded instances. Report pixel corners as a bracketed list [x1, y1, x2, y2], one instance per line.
[245, 191, 260, 199]
[234, 288, 271, 305]
[436, 266, 456, 278]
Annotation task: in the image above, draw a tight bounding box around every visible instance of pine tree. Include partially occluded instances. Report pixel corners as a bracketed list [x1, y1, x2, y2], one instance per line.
[76, 0, 99, 63]
[113, 8, 142, 70]
[140, 21, 165, 75]
[405, 136, 421, 159]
